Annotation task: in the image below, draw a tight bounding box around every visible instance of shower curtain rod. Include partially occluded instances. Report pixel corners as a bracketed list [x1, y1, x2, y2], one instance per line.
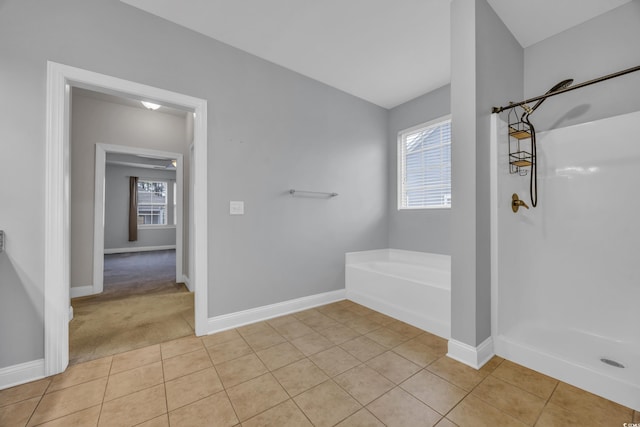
[492, 64, 640, 114]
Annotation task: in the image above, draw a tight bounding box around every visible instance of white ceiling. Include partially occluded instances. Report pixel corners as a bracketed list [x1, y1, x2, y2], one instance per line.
[121, 0, 631, 109]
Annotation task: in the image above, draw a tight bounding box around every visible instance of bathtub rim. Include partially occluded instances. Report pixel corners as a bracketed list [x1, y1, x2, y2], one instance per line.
[346, 248, 451, 269]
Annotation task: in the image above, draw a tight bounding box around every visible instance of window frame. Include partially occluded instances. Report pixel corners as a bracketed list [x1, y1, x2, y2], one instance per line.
[173, 181, 177, 226]
[137, 179, 171, 228]
[397, 114, 452, 211]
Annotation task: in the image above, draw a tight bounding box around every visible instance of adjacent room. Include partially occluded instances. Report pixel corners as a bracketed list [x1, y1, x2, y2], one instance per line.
[0, 0, 639, 426]
[67, 89, 195, 364]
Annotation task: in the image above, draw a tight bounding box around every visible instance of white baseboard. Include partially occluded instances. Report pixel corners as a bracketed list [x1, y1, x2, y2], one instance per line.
[208, 289, 346, 334]
[181, 275, 193, 292]
[70, 285, 95, 299]
[104, 245, 176, 254]
[447, 336, 494, 369]
[0, 359, 45, 390]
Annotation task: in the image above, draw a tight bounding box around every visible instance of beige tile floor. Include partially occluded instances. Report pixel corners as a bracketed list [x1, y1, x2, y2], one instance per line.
[1, 300, 638, 426]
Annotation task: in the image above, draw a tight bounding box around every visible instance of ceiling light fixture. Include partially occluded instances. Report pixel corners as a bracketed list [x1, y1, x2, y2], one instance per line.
[141, 101, 161, 110]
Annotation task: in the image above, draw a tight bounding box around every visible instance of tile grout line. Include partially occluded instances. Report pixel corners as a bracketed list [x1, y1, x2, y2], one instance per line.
[436, 357, 518, 425]
[27, 358, 115, 427]
[94, 356, 115, 426]
[478, 360, 562, 425]
[11, 377, 53, 427]
[426, 356, 480, 417]
[218, 329, 246, 425]
[531, 380, 561, 426]
[20, 393, 43, 427]
[160, 348, 170, 426]
[235, 369, 308, 425]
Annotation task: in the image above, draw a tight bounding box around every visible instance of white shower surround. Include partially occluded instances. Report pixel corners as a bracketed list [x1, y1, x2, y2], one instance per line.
[345, 249, 451, 339]
[491, 111, 640, 411]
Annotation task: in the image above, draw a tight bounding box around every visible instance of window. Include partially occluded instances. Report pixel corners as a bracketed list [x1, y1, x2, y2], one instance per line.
[398, 115, 451, 209]
[137, 180, 168, 225]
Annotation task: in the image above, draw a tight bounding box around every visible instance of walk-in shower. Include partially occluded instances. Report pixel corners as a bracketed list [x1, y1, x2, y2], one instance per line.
[491, 65, 640, 411]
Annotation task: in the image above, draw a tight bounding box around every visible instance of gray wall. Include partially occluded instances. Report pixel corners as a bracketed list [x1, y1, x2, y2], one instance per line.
[388, 85, 451, 254]
[523, 1, 640, 132]
[71, 92, 189, 288]
[0, 0, 387, 367]
[450, 0, 523, 347]
[0, 252, 43, 367]
[104, 164, 176, 251]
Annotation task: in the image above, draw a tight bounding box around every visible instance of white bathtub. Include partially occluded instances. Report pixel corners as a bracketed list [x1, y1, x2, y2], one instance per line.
[345, 249, 451, 338]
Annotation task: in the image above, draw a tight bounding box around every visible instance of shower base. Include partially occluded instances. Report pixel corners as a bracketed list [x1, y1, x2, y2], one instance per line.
[494, 322, 640, 411]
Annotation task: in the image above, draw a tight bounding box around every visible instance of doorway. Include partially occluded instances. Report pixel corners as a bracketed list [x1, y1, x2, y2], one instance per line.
[44, 62, 209, 376]
[70, 141, 191, 364]
[92, 144, 185, 296]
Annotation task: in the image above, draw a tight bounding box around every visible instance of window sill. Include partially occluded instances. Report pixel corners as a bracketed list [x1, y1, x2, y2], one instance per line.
[138, 225, 177, 230]
[397, 206, 451, 211]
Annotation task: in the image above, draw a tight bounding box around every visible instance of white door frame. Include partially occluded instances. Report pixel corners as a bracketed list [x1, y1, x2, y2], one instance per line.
[94, 144, 184, 295]
[44, 61, 209, 376]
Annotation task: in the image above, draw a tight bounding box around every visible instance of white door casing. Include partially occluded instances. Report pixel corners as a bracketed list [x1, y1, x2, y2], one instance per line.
[45, 61, 209, 376]
[94, 144, 185, 295]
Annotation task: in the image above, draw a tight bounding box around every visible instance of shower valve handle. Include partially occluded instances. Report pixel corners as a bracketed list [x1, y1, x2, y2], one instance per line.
[512, 193, 529, 213]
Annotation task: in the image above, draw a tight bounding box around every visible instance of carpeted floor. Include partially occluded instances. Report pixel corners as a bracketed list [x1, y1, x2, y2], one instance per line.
[69, 250, 194, 365]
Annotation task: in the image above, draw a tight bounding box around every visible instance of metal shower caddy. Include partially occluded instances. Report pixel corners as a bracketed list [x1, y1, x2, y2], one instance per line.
[507, 107, 533, 176]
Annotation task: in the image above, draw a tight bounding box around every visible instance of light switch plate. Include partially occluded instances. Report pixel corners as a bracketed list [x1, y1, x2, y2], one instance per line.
[230, 201, 244, 215]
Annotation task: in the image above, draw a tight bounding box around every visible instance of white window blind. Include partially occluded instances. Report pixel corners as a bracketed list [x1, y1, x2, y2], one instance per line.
[398, 116, 451, 209]
[137, 180, 168, 225]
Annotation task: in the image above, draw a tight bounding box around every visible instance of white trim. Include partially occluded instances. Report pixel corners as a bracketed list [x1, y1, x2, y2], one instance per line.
[93, 145, 106, 295]
[398, 114, 453, 137]
[182, 275, 193, 292]
[44, 61, 70, 377]
[70, 285, 94, 299]
[447, 337, 495, 369]
[397, 114, 452, 210]
[0, 359, 45, 391]
[95, 143, 183, 294]
[188, 144, 195, 296]
[45, 61, 208, 377]
[103, 245, 177, 255]
[192, 104, 208, 337]
[490, 114, 500, 339]
[208, 290, 346, 334]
